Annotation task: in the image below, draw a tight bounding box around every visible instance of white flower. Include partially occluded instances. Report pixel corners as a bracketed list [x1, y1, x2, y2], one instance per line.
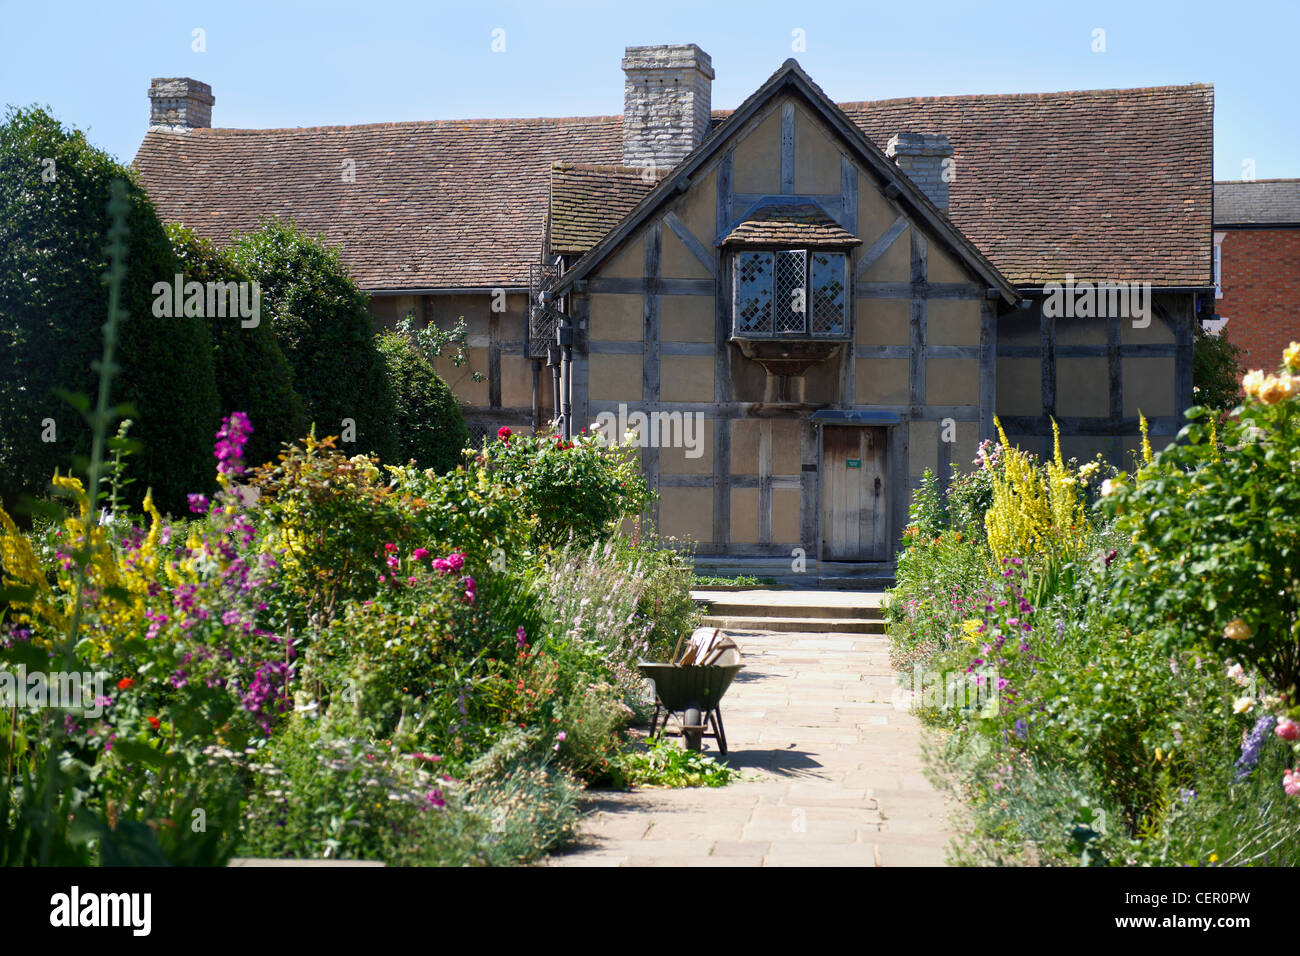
[1100, 478, 1118, 497]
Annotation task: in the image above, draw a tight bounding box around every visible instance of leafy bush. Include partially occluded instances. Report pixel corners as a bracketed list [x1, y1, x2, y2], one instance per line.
[377, 330, 467, 473]
[615, 736, 739, 788]
[1193, 322, 1244, 411]
[0, 106, 220, 513]
[230, 219, 395, 461]
[1105, 343, 1300, 694]
[479, 427, 653, 548]
[166, 224, 307, 469]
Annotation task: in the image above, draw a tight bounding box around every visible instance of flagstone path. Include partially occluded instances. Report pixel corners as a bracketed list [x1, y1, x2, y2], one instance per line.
[544, 612, 957, 867]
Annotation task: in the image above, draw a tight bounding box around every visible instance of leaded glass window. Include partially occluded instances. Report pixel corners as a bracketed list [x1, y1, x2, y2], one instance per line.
[732, 249, 847, 337]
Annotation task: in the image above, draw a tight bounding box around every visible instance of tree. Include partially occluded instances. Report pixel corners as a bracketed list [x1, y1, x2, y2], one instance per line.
[229, 220, 395, 461]
[1193, 322, 1244, 411]
[376, 331, 468, 473]
[166, 224, 308, 469]
[0, 106, 220, 513]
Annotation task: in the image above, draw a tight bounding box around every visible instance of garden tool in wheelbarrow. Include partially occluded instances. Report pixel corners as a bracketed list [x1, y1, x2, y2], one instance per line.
[638, 627, 743, 755]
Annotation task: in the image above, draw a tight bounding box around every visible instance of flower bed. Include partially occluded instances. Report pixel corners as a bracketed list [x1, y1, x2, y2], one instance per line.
[0, 405, 706, 865]
[887, 344, 1300, 866]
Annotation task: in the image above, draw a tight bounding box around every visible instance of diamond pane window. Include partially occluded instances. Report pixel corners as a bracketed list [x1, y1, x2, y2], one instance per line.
[773, 250, 807, 334]
[732, 248, 849, 338]
[810, 252, 846, 335]
[735, 251, 773, 334]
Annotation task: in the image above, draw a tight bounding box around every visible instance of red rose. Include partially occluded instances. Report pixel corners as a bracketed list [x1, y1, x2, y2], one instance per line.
[117, 678, 135, 690]
[147, 716, 160, 730]
[497, 426, 512, 442]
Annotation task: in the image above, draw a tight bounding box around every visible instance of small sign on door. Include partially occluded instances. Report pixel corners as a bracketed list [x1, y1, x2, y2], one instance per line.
[846, 458, 862, 468]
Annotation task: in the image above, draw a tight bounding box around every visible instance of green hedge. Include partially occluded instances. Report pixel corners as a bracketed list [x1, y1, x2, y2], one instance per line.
[0, 106, 220, 513]
[230, 220, 395, 461]
[376, 331, 467, 473]
[167, 224, 308, 470]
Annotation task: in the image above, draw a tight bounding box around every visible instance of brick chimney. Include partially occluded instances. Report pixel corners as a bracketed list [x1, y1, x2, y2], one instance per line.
[148, 77, 214, 130]
[622, 44, 713, 171]
[886, 133, 952, 211]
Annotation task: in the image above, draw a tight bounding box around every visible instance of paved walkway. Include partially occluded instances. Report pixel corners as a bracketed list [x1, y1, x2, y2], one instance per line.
[544, 621, 956, 867]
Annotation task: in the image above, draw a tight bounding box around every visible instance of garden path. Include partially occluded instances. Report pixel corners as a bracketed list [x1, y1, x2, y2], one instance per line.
[545, 605, 956, 867]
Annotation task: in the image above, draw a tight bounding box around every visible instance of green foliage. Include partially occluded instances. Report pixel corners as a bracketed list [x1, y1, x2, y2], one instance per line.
[615, 736, 739, 788]
[478, 427, 654, 548]
[250, 435, 410, 626]
[376, 330, 468, 473]
[0, 106, 221, 513]
[394, 311, 484, 382]
[229, 219, 395, 461]
[387, 459, 535, 572]
[692, 573, 779, 587]
[1192, 323, 1244, 412]
[166, 223, 308, 469]
[1104, 387, 1300, 694]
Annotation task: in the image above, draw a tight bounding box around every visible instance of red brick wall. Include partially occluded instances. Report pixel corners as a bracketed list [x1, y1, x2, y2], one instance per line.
[1218, 227, 1300, 373]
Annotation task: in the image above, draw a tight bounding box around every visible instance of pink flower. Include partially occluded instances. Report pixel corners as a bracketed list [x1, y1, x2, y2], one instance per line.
[1277, 718, 1300, 742]
[557, 731, 566, 742]
[516, 626, 527, 649]
[412, 548, 429, 561]
[445, 552, 465, 572]
[1284, 769, 1300, 797]
[497, 426, 512, 442]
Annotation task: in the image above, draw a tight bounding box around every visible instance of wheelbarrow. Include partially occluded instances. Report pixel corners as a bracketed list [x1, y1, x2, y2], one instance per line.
[638, 658, 743, 755]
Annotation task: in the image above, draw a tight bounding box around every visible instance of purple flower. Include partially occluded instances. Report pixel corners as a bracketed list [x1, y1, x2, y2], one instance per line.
[187, 493, 210, 515]
[1234, 713, 1277, 781]
[214, 412, 254, 477]
[516, 626, 527, 649]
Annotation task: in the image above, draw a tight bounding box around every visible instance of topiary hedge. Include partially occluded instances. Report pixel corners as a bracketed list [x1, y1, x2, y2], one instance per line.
[0, 106, 220, 514]
[166, 224, 309, 470]
[377, 331, 468, 473]
[229, 220, 395, 461]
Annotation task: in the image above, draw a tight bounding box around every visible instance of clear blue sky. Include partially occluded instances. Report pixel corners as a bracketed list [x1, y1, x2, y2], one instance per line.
[1, 0, 1294, 181]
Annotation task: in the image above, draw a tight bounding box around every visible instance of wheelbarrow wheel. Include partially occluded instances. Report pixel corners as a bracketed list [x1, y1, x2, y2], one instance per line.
[683, 706, 703, 751]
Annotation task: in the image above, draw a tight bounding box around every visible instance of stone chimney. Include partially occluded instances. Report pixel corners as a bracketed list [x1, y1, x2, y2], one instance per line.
[886, 133, 952, 211]
[148, 77, 214, 130]
[622, 44, 713, 171]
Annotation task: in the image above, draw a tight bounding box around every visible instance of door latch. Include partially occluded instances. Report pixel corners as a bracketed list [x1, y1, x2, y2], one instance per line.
[874, 476, 882, 497]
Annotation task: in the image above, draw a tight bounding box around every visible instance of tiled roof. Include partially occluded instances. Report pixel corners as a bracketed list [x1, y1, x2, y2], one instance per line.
[133, 117, 622, 291]
[548, 163, 662, 255]
[1215, 179, 1300, 226]
[133, 82, 1213, 291]
[720, 202, 862, 247]
[839, 85, 1214, 287]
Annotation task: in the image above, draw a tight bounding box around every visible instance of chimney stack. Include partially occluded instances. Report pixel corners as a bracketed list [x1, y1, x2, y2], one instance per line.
[622, 44, 713, 172]
[148, 77, 214, 130]
[886, 133, 952, 211]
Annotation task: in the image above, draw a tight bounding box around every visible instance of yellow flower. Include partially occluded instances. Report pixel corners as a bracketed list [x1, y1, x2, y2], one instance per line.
[1278, 374, 1299, 400]
[1242, 369, 1266, 398]
[1257, 374, 1286, 405]
[1223, 618, 1251, 641]
[1233, 697, 1255, 715]
[959, 619, 983, 644]
[1283, 341, 1300, 372]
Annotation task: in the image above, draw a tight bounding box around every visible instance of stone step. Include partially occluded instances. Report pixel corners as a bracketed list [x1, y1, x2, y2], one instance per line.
[700, 600, 884, 620]
[701, 615, 886, 634]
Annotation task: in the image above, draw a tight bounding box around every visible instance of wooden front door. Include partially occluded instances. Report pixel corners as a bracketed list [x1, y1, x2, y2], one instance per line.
[820, 426, 888, 561]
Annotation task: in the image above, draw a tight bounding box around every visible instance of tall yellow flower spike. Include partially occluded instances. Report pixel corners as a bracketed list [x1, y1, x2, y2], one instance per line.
[1139, 412, 1153, 465]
